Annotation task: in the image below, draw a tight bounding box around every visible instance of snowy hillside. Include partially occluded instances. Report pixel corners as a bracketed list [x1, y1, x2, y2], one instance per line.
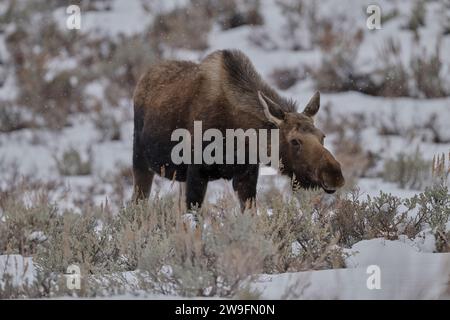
[0, 0, 449, 299]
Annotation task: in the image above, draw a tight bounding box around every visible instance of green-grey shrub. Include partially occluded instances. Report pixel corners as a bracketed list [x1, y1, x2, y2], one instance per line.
[55, 148, 92, 176]
[382, 150, 431, 190]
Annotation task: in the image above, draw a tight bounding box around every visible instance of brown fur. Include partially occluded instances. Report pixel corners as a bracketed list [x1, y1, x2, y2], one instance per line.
[132, 49, 344, 209]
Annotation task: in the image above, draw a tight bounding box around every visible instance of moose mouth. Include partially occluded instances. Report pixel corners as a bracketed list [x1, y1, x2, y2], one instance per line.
[293, 176, 337, 194]
[321, 183, 337, 194]
[323, 187, 336, 194]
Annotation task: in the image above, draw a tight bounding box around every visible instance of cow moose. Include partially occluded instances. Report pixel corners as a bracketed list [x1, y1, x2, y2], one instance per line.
[132, 49, 344, 210]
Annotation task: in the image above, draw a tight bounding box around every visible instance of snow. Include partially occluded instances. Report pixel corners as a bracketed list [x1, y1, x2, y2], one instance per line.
[0, 255, 36, 289]
[254, 239, 450, 299]
[0, 0, 449, 299]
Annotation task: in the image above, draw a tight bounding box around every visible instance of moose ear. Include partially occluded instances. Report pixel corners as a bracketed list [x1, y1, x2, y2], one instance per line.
[302, 91, 320, 117]
[258, 91, 285, 127]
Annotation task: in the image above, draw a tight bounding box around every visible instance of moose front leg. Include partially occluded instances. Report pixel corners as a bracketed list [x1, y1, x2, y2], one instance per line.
[232, 166, 259, 211]
[185, 165, 208, 211]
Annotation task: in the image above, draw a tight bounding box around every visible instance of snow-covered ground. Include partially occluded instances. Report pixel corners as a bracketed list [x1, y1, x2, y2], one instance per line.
[0, 0, 449, 299]
[256, 239, 450, 299]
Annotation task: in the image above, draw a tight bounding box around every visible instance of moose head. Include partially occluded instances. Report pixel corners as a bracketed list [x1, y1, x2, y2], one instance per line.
[258, 91, 345, 193]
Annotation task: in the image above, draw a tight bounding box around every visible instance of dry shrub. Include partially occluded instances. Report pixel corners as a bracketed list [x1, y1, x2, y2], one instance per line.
[6, 13, 86, 128]
[423, 113, 450, 144]
[333, 182, 450, 249]
[54, 147, 93, 176]
[331, 190, 368, 247]
[150, 0, 263, 51]
[362, 37, 447, 98]
[405, 0, 426, 33]
[2, 0, 161, 128]
[376, 109, 402, 136]
[319, 105, 377, 181]
[0, 194, 57, 256]
[0, 166, 64, 259]
[332, 154, 449, 249]
[94, 111, 121, 142]
[333, 190, 406, 246]
[270, 67, 305, 90]
[98, 164, 134, 208]
[0, 101, 34, 132]
[308, 12, 367, 91]
[138, 188, 346, 296]
[432, 153, 450, 184]
[312, 29, 370, 93]
[36, 206, 118, 275]
[149, 4, 212, 51]
[382, 149, 431, 190]
[275, 0, 320, 51]
[0, 255, 54, 299]
[99, 35, 161, 106]
[313, 33, 449, 98]
[443, 0, 450, 35]
[374, 38, 410, 97]
[426, 154, 450, 252]
[275, 0, 305, 50]
[1, 182, 345, 297]
[257, 187, 346, 272]
[210, 0, 263, 30]
[1, 174, 449, 297]
[74, 33, 161, 108]
[381, 9, 399, 25]
[405, 184, 450, 252]
[248, 29, 279, 51]
[116, 199, 179, 271]
[1, 154, 449, 297]
[376, 112, 449, 144]
[411, 44, 448, 98]
[79, 0, 113, 12]
[310, 8, 449, 99]
[138, 199, 273, 297]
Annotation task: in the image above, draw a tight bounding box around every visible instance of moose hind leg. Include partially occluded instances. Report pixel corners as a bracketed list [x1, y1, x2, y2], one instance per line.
[185, 165, 208, 211]
[131, 138, 154, 203]
[233, 166, 258, 211]
[132, 166, 154, 203]
[131, 105, 154, 204]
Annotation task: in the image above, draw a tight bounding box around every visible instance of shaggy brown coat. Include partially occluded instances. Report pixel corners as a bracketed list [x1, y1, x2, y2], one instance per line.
[132, 50, 344, 209]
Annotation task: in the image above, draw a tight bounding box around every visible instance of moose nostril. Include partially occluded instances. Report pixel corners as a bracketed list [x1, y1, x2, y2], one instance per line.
[333, 167, 345, 186]
[323, 165, 345, 189]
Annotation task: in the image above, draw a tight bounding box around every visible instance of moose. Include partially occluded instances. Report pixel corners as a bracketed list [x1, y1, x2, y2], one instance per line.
[132, 49, 344, 210]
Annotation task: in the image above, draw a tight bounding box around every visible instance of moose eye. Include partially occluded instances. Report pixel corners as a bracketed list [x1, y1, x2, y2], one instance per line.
[291, 139, 301, 147]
